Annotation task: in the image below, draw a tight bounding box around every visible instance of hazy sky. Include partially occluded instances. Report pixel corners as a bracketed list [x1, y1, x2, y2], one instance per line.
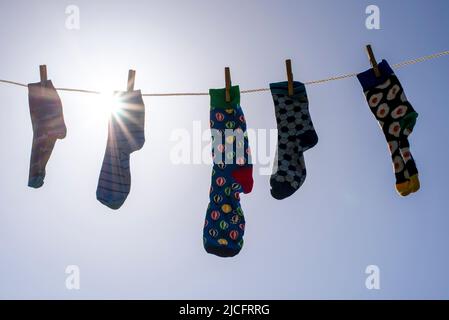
[0, 0, 449, 299]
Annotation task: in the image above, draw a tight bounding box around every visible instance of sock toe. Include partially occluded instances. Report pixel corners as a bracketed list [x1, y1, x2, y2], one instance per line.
[396, 181, 411, 197]
[28, 175, 44, 189]
[409, 174, 420, 193]
[396, 174, 420, 197]
[96, 194, 127, 210]
[205, 245, 241, 258]
[270, 180, 298, 200]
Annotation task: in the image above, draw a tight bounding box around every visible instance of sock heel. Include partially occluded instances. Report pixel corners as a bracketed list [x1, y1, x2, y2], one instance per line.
[231, 166, 254, 194]
[298, 130, 319, 150]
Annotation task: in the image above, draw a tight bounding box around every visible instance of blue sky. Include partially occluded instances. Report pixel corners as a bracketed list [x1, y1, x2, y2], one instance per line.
[0, 0, 449, 299]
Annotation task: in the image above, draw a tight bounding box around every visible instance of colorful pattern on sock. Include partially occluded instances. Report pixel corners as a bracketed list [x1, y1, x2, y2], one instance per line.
[203, 85, 253, 258]
[28, 80, 67, 188]
[96, 91, 145, 209]
[357, 60, 420, 196]
[269, 81, 318, 200]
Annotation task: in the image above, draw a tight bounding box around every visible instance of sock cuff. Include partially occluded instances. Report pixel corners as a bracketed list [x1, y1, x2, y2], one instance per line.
[115, 89, 142, 97]
[28, 80, 55, 90]
[357, 59, 395, 91]
[269, 81, 307, 97]
[28, 80, 59, 99]
[28, 80, 66, 135]
[114, 90, 144, 105]
[209, 86, 240, 109]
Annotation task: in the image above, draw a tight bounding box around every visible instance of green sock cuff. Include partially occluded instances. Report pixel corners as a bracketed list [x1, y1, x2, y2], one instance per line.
[209, 86, 240, 109]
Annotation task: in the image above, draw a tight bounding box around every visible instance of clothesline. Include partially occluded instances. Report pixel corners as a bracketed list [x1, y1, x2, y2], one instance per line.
[0, 50, 448, 97]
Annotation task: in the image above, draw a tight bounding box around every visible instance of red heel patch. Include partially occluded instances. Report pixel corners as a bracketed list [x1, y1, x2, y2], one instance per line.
[231, 166, 254, 194]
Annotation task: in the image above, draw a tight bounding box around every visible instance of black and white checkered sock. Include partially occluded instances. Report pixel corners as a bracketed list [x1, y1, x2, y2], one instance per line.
[269, 81, 318, 200]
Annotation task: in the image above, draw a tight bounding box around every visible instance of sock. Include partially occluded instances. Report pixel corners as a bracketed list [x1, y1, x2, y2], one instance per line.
[203, 85, 253, 257]
[96, 90, 145, 209]
[357, 60, 420, 196]
[27, 80, 67, 188]
[269, 81, 318, 200]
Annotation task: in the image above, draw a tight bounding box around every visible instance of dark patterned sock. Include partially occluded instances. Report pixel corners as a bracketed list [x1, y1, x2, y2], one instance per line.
[269, 81, 318, 200]
[357, 60, 420, 196]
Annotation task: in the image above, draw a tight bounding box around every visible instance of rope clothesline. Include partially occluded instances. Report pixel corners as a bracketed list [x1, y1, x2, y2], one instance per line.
[1, 50, 448, 97]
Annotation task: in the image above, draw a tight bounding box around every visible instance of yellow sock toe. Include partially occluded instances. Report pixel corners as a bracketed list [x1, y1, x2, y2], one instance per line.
[409, 174, 420, 193]
[396, 181, 411, 197]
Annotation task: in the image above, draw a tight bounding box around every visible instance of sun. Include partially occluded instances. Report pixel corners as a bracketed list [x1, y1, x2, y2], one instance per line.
[100, 91, 122, 113]
[91, 90, 122, 121]
[84, 71, 129, 124]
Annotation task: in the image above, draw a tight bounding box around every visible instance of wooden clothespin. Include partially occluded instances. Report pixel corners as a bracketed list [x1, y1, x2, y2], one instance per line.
[127, 69, 136, 92]
[225, 67, 231, 102]
[286, 59, 294, 96]
[39, 65, 47, 85]
[366, 45, 381, 78]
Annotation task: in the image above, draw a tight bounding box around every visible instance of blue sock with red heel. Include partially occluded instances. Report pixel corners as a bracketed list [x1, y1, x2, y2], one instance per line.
[203, 86, 253, 257]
